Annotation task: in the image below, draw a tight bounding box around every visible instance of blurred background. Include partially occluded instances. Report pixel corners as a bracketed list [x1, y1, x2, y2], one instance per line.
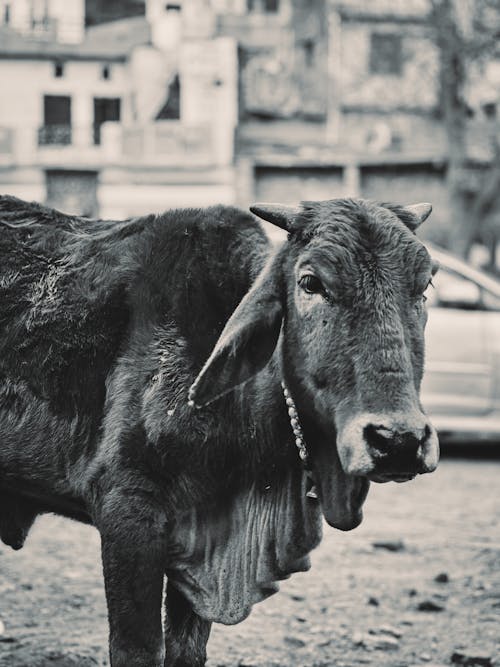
[0, 0, 499, 265]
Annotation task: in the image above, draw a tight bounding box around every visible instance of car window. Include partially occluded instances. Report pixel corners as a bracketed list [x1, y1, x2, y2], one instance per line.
[482, 289, 500, 311]
[428, 269, 481, 310]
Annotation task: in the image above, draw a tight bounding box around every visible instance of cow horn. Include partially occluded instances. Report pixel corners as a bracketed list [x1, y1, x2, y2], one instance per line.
[405, 203, 432, 228]
[249, 203, 300, 231]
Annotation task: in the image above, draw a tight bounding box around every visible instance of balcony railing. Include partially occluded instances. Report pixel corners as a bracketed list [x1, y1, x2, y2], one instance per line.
[38, 125, 72, 146]
[0, 121, 225, 168]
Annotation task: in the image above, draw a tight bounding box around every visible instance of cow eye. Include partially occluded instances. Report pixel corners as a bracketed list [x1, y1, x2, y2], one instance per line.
[299, 274, 324, 295]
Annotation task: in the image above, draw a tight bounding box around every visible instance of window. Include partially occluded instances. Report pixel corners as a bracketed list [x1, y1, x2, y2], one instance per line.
[429, 269, 481, 310]
[370, 33, 403, 76]
[101, 64, 111, 80]
[93, 97, 121, 145]
[263, 0, 279, 11]
[54, 61, 64, 78]
[482, 102, 497, 120]
[303, 39, 315, 67]
[39, 95, 72, 146]
[246, 0, 279, 12]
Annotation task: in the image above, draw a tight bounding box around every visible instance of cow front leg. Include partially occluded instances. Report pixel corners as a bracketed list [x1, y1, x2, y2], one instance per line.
[98, 493, 167, 667]
[164, 580, 212, 667]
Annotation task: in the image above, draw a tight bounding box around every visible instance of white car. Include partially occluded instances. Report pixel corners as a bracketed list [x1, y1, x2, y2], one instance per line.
[421, 244, 500, 442]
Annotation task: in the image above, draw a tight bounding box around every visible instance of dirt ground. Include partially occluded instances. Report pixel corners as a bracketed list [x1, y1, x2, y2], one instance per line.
[0, 456, 499, 667]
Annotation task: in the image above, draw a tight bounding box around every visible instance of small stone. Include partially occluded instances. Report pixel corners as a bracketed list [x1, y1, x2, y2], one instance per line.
[435, 572, 450, 583]
[295, 616, 307, 623]
[451, 651, 493, 666]
[372, 539, 406, 552]
[370, 625, 402, 639]
[373, 635, 400, 650]
[420, 653, 431, 661]
[352, 631, 367, 646]
[0, 636, 17, 643]
[352, 632, 399, 651]
[284, 635, 306, 648]
[290, 594, 305, 602]
[417, 600, 445, 612]
[318, 638, 333, 647]
[0, 620, 4, 636]
[368, 596, 379, 606]
[408, 589, 418, 597]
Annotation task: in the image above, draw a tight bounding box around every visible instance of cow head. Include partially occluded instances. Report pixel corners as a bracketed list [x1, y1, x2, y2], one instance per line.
[189, 199, 439, 530]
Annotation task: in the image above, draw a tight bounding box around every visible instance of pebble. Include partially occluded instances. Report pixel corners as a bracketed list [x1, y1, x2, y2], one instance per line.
[370, 624, 402, 639]
[284, 635, 306, 648]
[435, 572, 450, 583]
[372, 539, 406, 552]
[0, 619, 4, 635]
[352, 631, 400, 650]
[417, 599, 445, 612]
[368, 596, 380, 606]
[451, 651, 494, 666]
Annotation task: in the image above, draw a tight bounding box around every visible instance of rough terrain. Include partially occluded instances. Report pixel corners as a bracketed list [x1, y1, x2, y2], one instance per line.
[0, 457, 499, 667]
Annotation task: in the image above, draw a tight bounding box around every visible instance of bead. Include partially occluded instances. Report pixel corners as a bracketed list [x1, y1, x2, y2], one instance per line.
[306, 485, 318, 500]
[282, 380, 310, 467]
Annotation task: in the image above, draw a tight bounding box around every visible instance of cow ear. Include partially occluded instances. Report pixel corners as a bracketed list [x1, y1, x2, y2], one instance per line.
[188, 255, 283, 408]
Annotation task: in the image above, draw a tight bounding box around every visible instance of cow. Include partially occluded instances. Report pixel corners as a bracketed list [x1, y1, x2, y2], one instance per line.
[0, 194, 439, 667]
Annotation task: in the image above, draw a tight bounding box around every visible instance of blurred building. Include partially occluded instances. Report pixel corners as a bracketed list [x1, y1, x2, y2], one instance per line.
[227, 0, 499, 236]
[0, 0, 237, 216]
[0, 0, 498, 227]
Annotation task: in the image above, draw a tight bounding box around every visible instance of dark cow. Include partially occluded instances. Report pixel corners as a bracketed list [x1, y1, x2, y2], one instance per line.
[0, 195, 439, 666]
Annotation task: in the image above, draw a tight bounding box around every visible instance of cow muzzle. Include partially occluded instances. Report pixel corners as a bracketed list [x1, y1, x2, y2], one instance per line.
[337, 411, 439, 481]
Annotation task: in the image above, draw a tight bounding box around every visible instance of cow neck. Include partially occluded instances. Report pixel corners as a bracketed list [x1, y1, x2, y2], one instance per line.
[281, 382, 318, 500]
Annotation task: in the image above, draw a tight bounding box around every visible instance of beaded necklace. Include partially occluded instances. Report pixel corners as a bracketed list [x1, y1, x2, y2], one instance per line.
[281, 382, 318, 500]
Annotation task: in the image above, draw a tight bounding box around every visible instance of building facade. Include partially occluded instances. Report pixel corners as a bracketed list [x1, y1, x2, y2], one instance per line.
[0, 0, 498, 232]
[226, 0, 499, 241]
[0, 0, 238, 217]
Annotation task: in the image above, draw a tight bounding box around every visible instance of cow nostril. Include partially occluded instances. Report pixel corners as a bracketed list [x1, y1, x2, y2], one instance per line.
[364, 424, 395, 456]
[364, 423, 431, 460]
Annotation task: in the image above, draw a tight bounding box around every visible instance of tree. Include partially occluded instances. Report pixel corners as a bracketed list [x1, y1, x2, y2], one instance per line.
[431, 0, 500, 259]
